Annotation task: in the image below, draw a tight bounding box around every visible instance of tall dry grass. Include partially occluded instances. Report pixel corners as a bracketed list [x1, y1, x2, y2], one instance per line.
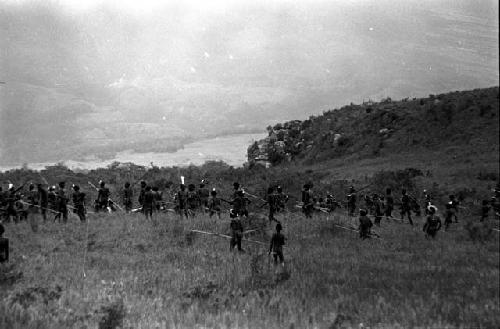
[0, 209, 498, 328]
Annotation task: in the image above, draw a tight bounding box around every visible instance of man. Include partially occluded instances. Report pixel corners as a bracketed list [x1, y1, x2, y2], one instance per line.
[229, 209, 244, 252]
[26, 183, 39, 216]
[423, 190, 432, 215]
[301, 184, 314, 218]
[423, 205, 442, 238]
[176, 184, 189, 219]
[0, 223, 8, 263]
[96, 181, 110, 212]
[187, 184, 198, 217]
[372, 194, 383, 226]
[0, 187, 5, 220]
[269, 222, 286, 266]
[444, 202, 453, 231]
[358, 209, 373, 240]
[198, 181, 210, 213]
[276, 186, 289, 212]
[72, 185, 86, 222]
[232, 190, 251, 218]
[48, 186, 58, 221]
[56, 182, 69, 223]
[26, 184, 39, 232]
[262, 186, 279, 222]
[138, 181, 147, 212]
[5, 185, 20, 223]
[143, 186, 155, 219]
[363, 194, 374, 215]
[347, 186, 357, 217]
[325, 192, 339, 213]
[232, 182, 241, 199]
[152, 186, 163, 211]
[122, 182, 133, 213]
[449, 195, 459, 223]
[208, 189, 222, 219]
[384, 188, 394, 220]
[400, 189, 413, 225]
[37, 184, 48, 222]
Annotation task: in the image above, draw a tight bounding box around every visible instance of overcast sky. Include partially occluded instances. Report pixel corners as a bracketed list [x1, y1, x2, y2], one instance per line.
[0, 0, 498, 163]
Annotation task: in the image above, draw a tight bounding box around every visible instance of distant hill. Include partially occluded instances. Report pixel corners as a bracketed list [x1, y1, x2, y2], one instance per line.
[248, 87, 499, 166]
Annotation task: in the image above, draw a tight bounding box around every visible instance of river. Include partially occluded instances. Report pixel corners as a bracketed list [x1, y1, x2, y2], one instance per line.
[0, 133, 266, 171]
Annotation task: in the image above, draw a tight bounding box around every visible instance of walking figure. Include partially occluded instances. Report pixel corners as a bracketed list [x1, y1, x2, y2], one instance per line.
[229, 209, 244, 252]
[72, 185, 86, 222]
[358, 209, 373, 240]
[423, 205, 442, 238]
[269, 222, 285, 265]
[400, 189, 413, 225]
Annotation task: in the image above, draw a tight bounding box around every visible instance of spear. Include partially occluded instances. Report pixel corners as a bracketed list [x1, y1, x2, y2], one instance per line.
[190, 229, 267, 246]
[242, 189, 266, 202]
[19, 201, 59, 214]
[333, 223, 382, 239]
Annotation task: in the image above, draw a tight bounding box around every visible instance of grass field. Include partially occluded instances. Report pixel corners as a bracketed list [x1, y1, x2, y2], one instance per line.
[0, 209, 499, 329]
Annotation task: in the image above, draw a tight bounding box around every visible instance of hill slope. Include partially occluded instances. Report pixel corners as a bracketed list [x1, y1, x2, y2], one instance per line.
[248, 87, 499, 166]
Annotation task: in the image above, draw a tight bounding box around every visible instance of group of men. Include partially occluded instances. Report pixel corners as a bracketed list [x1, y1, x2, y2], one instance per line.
[299, 183, 500, 240]
[2, 178, 498, 237]
[0, 181, 88, 225]
[133, 180, 289, 221]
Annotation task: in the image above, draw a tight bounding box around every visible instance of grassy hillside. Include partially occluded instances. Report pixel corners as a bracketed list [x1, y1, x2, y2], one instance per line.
[249, 87, 499, 166]
[1, 211, 499, 328]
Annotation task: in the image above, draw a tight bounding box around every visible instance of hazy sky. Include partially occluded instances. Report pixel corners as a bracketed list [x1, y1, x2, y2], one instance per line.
[0, 0, 498, 164]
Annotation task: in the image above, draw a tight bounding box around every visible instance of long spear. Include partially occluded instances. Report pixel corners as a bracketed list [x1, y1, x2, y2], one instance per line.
[190, 229, 267, 246]
[333, 223, 382, 239]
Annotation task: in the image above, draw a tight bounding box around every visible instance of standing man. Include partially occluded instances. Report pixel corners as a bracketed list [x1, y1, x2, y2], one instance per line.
[143, 186, 155, 219]
[269, 222, 286, 266]
[5, 185, 19, 223]
[0, 223, 8, 263]
[37, 184, 48, 222]
[347, 186, 357, 217]
[423, 190, 432, 215]
[27, 184, 39, 231]
[372, 194, 383, 226]
[208, 189, 222, 219]
[232, 182, 241, 199]
[449, 195, 459, 223]
[262, 186, 279, 222]
[122, 182, 134, 213]
[96, 181, 110, 212]
[72, 185, 86, 222]
[48, 186, 58, 221]
[187, 184, 198, 218]
[358, 209, 373, 240]
[176, 184, 189, 219]
[423, 205, 442, 238]
[232, 190, 251, 218]
[400, 189, 413, 225]
[57, 182, 69, 223]
[198, 181, 210, 213]
[229, 209, 244, 252]
[276, 186, 289, 212]
[384, 188, 394, 221]
[138, 181, 147, 213]
[301, 184, 314, 218]
[152, 186, 163, 212]
[26, 183, 39, 215]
